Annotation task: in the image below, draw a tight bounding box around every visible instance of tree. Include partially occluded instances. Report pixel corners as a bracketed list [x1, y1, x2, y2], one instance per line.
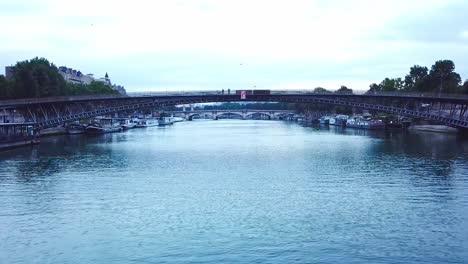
[404, 65, 428, 92]
[463, 80, 468, 94]
[428, 60, 461, 93]
[379, 78, 403, 92]
[366, 83, 380, 94]
[313, 87, 332, 94]
[11, 57, 67, 98]
[335, 85, 353, 94]
[0, 75, 13, 99]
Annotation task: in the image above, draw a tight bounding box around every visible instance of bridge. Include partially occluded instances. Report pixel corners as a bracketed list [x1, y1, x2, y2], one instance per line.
[0, 90, 467, 130]
[169, 109, 295, 120]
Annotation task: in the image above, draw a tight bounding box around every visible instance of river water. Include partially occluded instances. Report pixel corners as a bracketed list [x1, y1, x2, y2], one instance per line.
[1, 120, 468, 263]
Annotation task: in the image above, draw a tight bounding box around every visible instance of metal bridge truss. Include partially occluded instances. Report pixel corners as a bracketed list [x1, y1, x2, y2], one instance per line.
[7, 94, 468, 130]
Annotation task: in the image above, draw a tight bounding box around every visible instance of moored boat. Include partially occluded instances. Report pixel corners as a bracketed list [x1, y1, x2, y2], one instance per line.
[121, 119, 137, 130]
[319, 116, 330, 125]
[158, 116, 174, 126]
[346, 117, 385, 130]
[135, 118, 158, 128]
[85, 119, 123, 134]
[328, 115, 347, 126]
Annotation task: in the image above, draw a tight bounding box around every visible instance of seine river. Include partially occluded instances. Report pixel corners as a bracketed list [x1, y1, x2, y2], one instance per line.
[1, 120, 468, 263]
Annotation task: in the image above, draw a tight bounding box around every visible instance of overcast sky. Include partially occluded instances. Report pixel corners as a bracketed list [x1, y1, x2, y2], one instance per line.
[1, 0, 467, 92]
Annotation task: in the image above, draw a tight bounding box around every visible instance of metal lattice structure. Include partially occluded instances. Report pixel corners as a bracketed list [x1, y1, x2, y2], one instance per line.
[0, 91, 467, 130]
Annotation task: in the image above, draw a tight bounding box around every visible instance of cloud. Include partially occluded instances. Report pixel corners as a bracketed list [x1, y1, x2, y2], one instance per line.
[1, 0, 467, 91]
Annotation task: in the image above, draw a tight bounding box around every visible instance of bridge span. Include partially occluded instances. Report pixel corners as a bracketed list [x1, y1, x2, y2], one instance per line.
[0, 90, 467, 130]
[169, 109, 295, 120]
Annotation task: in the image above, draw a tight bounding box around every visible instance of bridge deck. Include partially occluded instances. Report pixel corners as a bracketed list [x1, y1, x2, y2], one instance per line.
[1, 90, 467, 108]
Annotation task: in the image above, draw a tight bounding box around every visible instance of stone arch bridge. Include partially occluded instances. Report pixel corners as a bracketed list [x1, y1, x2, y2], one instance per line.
[0, 90, 467, 130]
[169, 109, 295, 120]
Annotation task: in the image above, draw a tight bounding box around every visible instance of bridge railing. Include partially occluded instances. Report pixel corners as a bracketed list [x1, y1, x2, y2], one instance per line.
[128, 90, 468, 100]
[1, 89, 467, 107]
[0, 94, 128, 107]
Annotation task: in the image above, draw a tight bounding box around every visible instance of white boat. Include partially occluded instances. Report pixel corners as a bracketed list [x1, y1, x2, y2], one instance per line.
[334, 115, 349, 126]
[158, 117, 174, 126]
[329, 117, 336, 125]
[121, 119, 137, 130]
[135, 118, 158, 128]
[319, 116, 330, 125]
[85, 119, 122, 134]
[346, 117, 385, 130]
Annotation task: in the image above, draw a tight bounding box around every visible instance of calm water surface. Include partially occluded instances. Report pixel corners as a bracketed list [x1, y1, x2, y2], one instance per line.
[1, 120, 468, 263]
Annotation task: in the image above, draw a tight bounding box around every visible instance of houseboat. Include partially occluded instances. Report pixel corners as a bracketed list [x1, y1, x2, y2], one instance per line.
[158, 116, 175, 126]
[319, 116, 330, 125]
[330, 115, 348, 126]
[85, 118, 123, 134]
[135, 118, 158, 128]
[346, 117, 385, 130]
[0, 122, 39, 150]
[121, 119, 137, 130]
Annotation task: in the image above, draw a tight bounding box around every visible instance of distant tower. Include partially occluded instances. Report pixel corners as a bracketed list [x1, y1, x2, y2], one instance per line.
[104, 72, 111, 85]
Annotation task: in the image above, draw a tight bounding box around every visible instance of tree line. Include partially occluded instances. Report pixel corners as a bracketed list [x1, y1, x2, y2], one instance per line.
[0, 57, 118, 99]
[367, 60, 468, 94]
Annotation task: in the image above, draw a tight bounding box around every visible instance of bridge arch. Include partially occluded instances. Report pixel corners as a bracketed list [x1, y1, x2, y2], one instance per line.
[187, 113, 214, 120]
[214, 112, 244, 120]
[245, 112, 272, 120]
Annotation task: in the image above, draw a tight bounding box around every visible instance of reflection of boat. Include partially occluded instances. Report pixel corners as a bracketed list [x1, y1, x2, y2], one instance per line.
[135, 118, 158, 128]
[158, 117, 174, 126]
[66, 124, 85, 134]
[346, 117, 385, 130]
[85, 119, 122, 134]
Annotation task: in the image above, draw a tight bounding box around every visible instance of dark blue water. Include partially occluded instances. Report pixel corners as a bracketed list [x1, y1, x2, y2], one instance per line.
[1, 120, 468, 263]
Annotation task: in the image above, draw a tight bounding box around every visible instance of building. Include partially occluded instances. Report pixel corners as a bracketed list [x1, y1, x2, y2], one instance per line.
[58, 66, 94, 85]
[58, 67, 126, 95]
[5, 66, 15, 79]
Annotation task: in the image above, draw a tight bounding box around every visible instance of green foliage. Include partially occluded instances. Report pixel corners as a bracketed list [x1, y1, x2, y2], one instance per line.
[463, 80, 468, 94]
[313, 87, 332, 94]
[381, 78, 403, 92]
[369, 59, 465, 94]
[0, 75, 13, 98]
[335, 85, 353, 94]
[64, 81, 118, 96]
[0, 57, 118, 100]
[428, 60, 462, 93]
[366, 83, 380, 94]
[11, 57, 66, 98]
[404, 65, 429, 91]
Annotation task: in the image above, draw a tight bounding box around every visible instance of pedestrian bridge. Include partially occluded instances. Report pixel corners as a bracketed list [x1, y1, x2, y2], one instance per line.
[0, 90, 467, 130]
